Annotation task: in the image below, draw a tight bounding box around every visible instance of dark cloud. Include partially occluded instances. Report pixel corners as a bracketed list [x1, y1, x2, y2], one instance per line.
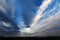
[0, 10, 20, 34]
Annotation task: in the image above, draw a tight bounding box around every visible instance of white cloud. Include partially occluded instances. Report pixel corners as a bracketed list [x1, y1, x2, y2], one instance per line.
[24, 0, 60, 34]
[1, 21, 11, 27]
[30, 0, 52, 27]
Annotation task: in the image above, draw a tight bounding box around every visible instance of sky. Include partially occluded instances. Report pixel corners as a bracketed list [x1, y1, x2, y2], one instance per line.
[0, 0, 60, 36]
[31, 0, 60, 27]
[29, 0, 60, 33]
[0, 0, 44, 32]
[14, 0, 44, 28]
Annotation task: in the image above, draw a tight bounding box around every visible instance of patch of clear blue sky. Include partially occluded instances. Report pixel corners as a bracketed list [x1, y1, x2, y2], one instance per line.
[33, 0, 44, 6]
[15, 0, 44, 26]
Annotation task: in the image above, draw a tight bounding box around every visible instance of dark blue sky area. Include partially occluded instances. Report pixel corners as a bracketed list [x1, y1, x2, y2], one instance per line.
[15, 0, 44, 27]
[33, 0, 44, 6]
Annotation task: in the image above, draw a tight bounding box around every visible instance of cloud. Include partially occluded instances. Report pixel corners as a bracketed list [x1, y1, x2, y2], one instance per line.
[30, 0, 60, 32]
[31, 0, 52, 27]
[20, 0, 60, 36]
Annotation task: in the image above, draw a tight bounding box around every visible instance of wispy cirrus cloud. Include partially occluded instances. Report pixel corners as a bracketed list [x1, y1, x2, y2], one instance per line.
[30, 0, 52, 27]
[22, 0, 60, 35]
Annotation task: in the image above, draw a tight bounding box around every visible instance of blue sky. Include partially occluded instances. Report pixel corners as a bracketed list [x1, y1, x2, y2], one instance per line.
[14, 0, 60, 28]
[0, 0, 60, 36]
[1, 0, 60, 28]
[14, 0, 44, 28]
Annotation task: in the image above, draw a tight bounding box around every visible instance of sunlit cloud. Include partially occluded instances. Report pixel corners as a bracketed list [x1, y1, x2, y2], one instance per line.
[23, 0, 60, 34]
[31, 0, 52, 28]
